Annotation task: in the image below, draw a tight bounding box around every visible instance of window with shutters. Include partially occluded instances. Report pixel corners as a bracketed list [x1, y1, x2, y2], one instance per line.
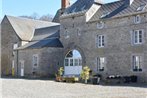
[132, 55, 143, 72]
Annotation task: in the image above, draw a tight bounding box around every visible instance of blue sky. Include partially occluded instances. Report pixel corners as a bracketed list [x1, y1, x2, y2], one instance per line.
[1, 0, 117, 19]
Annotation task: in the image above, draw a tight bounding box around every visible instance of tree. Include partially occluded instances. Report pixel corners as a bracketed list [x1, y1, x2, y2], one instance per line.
[19, 13, 53, 22]
[39, 14, 53, 21]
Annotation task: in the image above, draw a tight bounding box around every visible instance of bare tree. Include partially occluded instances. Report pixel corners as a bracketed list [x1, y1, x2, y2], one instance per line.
[31, 12, 40, 19]
[39, 14, 53, 21]
[19, 13, 53, 22]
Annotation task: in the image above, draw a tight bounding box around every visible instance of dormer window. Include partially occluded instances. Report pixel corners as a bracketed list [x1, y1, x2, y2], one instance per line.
[97, 21, 104, 29]
[136, 4, 146, 11]
[134, 15, 141, 24]
[81, 5, 86, 11]
[101, 12, 110, 18]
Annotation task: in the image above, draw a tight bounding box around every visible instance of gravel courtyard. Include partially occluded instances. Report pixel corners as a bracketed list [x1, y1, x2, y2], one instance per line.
[1, 78, 147, 98]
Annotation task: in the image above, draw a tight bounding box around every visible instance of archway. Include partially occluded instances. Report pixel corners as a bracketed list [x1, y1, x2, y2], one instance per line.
[64, 49, 82, 75]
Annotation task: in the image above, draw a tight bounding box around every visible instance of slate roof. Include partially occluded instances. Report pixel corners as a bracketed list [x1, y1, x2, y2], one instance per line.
[64, 0, 103, 15]
[5, 15, 59, 41]
[16, 36, 63, 50]
[89, 0, 127, 21]
[16, 25, 63, 50]
[16, 38, 63, 50]
[89, 0, 147, 22]
[27, 38, 63, 49]
[115, 0, 147, 17]
[32, 25, 60, 41]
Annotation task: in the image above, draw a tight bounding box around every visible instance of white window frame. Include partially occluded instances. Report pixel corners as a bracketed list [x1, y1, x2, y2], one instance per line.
[136, 4, 146, 11]
[96, 35, 105, 48]
[32, 54, 39, 67]
[20, 60, 25, 77]
[97, 57, 106, 72]
[12, 60, 15, 69]
[64, 57, 82, 66]
[97, 21, 104, 29]
[12, 43, 18, 56]
[132, 55, 143, 72]
[132, 30, 144, 45]
[13, 43, 18, 49]
[134, 15, 141, 24]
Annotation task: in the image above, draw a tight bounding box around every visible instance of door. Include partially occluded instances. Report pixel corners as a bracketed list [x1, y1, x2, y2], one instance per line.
[64, 50, 82, 75]
[20, 60, 24, 77]
[12, 60, 15, 76]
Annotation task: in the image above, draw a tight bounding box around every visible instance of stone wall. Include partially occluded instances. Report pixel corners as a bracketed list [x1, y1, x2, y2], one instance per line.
[16, 47, 63, 78]
[1, 16, 21, 75]
[60, 11, 147, 82]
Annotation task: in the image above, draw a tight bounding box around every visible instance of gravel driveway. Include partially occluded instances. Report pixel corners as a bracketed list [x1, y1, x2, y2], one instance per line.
[1, 78, 147, 98]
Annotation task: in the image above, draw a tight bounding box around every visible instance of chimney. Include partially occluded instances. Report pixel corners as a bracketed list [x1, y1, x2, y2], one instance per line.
[61, 0, 70, 9]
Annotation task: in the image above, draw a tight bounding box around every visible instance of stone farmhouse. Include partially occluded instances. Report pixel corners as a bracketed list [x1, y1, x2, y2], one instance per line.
[1, 0, 147, 82]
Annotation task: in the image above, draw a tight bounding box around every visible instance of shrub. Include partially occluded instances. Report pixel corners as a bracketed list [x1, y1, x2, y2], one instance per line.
[80, 66, 90, 83]
[55, 67, 64, 82]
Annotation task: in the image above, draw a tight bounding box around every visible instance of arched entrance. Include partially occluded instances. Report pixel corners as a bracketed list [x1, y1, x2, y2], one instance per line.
[64, 49, 82, 75]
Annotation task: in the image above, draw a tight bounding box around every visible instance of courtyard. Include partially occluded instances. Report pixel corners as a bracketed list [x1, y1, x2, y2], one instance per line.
[1, 78, 147, 98]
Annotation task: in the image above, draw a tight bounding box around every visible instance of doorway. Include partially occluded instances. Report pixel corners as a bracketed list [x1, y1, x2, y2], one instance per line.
[64, 49, 82, 75]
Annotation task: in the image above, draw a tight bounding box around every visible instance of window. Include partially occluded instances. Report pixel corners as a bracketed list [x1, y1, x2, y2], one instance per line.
[132, 30, 143, 45]
[12, 60, 15, 68]
[134, 15, 141, 24]
[74, 59, 79, 66]
[12, 43, 18, 56]
[96, 35, 105, 48]
[81, 5, 86, 11]
[71, 7, 77, 13]
[70, 59, 73, 66]
[97, 57, 106, 71]
[136, 4, 146, 11]
[64, 31, 69, 39]
[77, 29, 81, 36]
[65, 59, 69, 66]
[101, 12, 110, 18]
[13, 43, 18, 49]
[79, 59, 82, 66]
[97, 21, 104, 29]
[132, 55, 142, 72]
[33, 54, 39, 67]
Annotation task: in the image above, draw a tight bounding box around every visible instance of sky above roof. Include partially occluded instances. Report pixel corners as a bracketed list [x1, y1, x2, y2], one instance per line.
[1, 0, 117, 19]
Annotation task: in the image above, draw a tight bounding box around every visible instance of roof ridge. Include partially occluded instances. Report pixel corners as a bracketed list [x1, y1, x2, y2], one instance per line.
[5, 15, 57, 24]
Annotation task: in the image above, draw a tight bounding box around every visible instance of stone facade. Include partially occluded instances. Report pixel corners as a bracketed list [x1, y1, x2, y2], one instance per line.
[1, 17, 21, 75]
[1, 0, 147, 83]
[59, 1, 147, 82]
[15, 48, 63, 77]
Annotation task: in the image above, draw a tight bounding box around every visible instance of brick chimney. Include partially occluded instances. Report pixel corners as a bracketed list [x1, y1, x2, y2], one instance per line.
[61, 0, 70, 9]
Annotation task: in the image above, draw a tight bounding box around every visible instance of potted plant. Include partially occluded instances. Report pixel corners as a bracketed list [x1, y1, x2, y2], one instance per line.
[55, 67, 64, 82]
[80, 66, 90, 84]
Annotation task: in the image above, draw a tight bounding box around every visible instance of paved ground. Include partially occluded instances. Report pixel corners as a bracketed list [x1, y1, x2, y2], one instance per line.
[1, 78, 147, 98]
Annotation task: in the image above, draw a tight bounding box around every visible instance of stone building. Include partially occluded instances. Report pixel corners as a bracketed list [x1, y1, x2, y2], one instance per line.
[1, 16, 61, 76]
[1, 0, 147, 82]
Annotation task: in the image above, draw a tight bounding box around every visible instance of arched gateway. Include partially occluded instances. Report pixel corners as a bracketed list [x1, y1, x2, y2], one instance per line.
[64, 49, 82, 75]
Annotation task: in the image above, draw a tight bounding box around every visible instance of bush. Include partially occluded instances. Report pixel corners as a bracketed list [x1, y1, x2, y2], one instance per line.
[55, 67, 64, 82]
[80, 66, 90, 83]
